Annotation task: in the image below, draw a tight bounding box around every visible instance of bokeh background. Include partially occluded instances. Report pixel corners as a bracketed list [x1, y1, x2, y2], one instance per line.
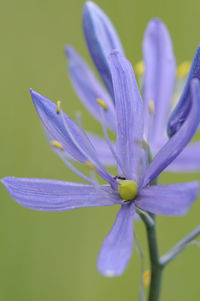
[0, 0, 200, 300]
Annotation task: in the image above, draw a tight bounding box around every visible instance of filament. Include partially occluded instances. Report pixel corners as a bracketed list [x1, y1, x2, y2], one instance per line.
[98, 105, 128, 178]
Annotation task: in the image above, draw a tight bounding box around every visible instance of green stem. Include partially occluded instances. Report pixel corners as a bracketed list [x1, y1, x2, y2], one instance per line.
[161, 225, 200, 266]
[147, 224, 163, 301]
[141, 214, 163, 301]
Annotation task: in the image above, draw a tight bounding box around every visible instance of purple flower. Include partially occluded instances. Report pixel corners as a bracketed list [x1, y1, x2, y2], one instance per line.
[65, 1, 200, 172]
[2, 51, 200, 277]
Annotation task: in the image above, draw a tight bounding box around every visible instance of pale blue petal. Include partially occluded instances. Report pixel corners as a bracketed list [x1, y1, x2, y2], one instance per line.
[83, 1, 124, 97]
[97, 204, 135, 277]
[65, 46, 116, 131]
[30, 89, 116, 186]
[136, 182, 199, 216]
[166, 141, 200, 172]
[143, 18, 176, 150]
[87, 133, 116, 166]
[30, 89, 86, 162]
[142, 79, 200, 187]
[167, 44, 200, 136]
[2, 177, 121, 211]
[109, 50, 144, 181]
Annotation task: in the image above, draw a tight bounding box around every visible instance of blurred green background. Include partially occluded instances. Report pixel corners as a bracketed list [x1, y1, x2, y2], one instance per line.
[0, 0, 199, 300]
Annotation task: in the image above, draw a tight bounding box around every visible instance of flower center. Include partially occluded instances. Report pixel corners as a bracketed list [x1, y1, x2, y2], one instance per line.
[118, 180, 138, 201]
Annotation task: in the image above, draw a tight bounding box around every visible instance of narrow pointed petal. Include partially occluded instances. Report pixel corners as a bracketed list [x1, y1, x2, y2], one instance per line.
[167, 45, 200, 137]
[136, 182, 199, 216]
[142, 78, 200, 187]
[143, 19, 176, 149]
[109, 50, 144, 180]
[166, 142, 200, 172]
[30, 89, 116, 186]
[60, 132, 116, 167]
[83, 1, 124, 97]
[88, 133, 116, 166]
[30, 89, 85, 162]
[97, 204, 135, 277]
[2, 177, 121, 211]
[65, 46, 116, 131]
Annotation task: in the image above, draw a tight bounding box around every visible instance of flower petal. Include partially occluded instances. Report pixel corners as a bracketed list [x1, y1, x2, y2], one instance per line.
[65, 46, 116, 131]
[143, 19, 176, 150]
[109, 50, 144, 181]
[142, 78, 200, 187]
[30, 89, 116, 186]
[2, 177, 121, 211]
[166, 142, 200, 172]
[136, 182, 199, 216]
[30, 89, 85, 162]
[167, 44, 200, 137]
[83, 1, 124, 97]
[87, 133, 116, 166]
[97, 204, 135, 277]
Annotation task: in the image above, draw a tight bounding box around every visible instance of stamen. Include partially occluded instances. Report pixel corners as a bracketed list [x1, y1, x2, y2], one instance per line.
[56, 100, 61, 114]
[134, 60, 145, 76]
[148, 100, 155, 115]
[96, 98, 108, 110]
[59, 109, 115, 188]
[136, 139, 148, 149]
[118, 180, 138, 201]
[177, 61, 191, 78]
[59, 109, 96, 167]
[89, 169, 99, 185]
[57, 151, 96, 185]
[143, 270, 151, 288]
[54, 106, 116, 188]
[98, 106, 128, 178]
[50, 140, 63, 150]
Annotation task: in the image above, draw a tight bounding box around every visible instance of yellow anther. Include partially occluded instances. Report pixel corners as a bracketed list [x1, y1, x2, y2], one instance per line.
[148, 100, 155, 115]
[96, 98, 108, 110]
[56, 100, 61, 114]
[84, 160, 96, 170]
[177, 61, 191, 78]
[50, 140, 63, 150]
[118, 180, 138, 201]
[136, 139, 148, 149]
[143, 270, 151, 288]
[135, 60, 145, 76]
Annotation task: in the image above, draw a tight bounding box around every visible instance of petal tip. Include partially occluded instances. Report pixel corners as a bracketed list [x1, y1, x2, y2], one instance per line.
[1, 176, 12, 188]
[150, 17, 162, 24]
[64, 45, 73, 58]
[1, 177, 6, 186]
[29, 88, 38, 99]
[101, 269, 118, 278]
[83, 1, 98, 12]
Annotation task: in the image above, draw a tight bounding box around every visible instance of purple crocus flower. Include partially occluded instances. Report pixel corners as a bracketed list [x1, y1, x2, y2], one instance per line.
[2, 51, 200, 277]
[65, 1, 200, 172]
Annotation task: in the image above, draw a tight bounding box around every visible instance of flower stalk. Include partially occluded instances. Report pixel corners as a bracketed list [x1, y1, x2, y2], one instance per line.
[144, 218, 163, 301]
[140, 214, 200, 301]
[161, 225, 200, 266]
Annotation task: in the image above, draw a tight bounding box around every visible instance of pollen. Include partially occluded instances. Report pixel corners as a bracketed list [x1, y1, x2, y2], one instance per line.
[177, 61, 191, 78]
[118, 180, 138, 201]
[134, 60, 145, 76]
[96, 98, 108, 110]
[56, 100, 61, 114]
[84, 160, 96, 170]
[148, 100, 155, 114]
[143, 270, 151, 288]
[136, 139, 148, 149]
[50, 140, 63, 150]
